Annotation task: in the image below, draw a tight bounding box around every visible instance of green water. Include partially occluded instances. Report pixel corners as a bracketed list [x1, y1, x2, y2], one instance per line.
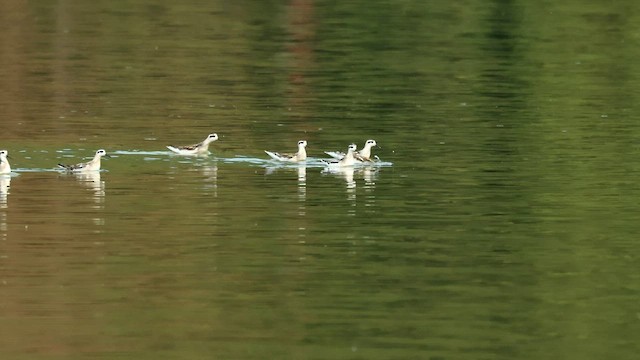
[2, 1, 640, 359]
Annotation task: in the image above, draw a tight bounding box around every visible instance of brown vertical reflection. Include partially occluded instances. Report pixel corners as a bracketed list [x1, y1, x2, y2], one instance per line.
[286, 0, 315, 121]
[52, 0, 71, 116]
[285, 0, 315, 233]
[0, 1, 31, 135]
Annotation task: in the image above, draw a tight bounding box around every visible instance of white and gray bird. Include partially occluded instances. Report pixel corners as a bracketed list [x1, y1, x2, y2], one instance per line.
[325, 139, 379, 162]
[265, 140, 308, 162]
[167, 133, 219, 155]
[322, 143, 358, 167]
[58, 149, 110, 172]
[0, 150, 11, 174]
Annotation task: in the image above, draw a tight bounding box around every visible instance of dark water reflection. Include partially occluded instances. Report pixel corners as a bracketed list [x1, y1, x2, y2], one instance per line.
[2, 0, 640, 359]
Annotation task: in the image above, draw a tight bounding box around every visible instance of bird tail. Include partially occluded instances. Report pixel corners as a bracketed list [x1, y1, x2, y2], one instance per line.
[264, 151, 282, 161]
[324, 151, 344, 160]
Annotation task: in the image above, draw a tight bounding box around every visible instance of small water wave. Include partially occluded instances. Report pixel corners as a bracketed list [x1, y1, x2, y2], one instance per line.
[222, 156, 326, 168]
[221, 156, 392, 168]
[112, 150, 174, 156]
[13, 168, 110, 173]
[13, 168, 59, 173]
[8, 149, 393, 173]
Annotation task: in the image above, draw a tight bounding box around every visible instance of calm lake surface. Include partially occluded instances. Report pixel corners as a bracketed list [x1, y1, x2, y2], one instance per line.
[2, 1, 640, 359]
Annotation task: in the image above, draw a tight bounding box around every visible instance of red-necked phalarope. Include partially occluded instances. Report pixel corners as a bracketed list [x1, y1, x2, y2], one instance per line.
[265, 140, 307, 162]
[58, 149, 110, 172]
[325, 139, 379, 162]
[167, 133, 219, 155]
[322, 143, 357, 167]
[0, 150, 10, 174]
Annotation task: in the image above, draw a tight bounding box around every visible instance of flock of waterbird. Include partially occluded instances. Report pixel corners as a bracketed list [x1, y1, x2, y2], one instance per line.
[0, 133, 382, 175]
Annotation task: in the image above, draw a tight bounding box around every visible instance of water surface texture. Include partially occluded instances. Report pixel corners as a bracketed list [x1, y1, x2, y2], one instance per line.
[2, 1, 640, 359]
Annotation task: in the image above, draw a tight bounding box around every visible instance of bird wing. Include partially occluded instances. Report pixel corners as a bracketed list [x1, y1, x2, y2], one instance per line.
[58, 160, 88, 171]
[176, 141, 203, 151]
[354, 153, 374, 163]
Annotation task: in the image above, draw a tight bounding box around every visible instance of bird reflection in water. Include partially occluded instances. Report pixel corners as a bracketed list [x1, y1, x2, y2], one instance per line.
[297, 165, 306, 206]
[264, 164, 308, 241]
[322, 166, 357, 215]
[322, 166, 358, 189]
[72, 172, 105, 204]
[362, 167, 379, 210]
[0, 175, 10, 235]
[0, 175, 10, 209]
[323, 165, 381, 216]
[264, 164, 308, 212]
[295, 165, 307, 240]
[201, 163, 218, 197]
[362, 167, 378, 188]
[67, 171, 105, 228]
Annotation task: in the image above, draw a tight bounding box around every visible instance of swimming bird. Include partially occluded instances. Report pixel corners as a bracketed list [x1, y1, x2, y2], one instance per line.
[58, 149, 110, 172]
[167, 133, 219, 155]
[0, 150, 10, 174]
[325, 139, 379, 162]
[265, 140, 307, 162]
[322, 144, 357, 167]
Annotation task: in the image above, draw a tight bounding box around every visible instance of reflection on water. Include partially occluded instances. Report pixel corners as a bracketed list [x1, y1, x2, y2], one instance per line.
[0, 175, 8, 235]
[323, 166, 357, 215]
[297, 164, 307, 184]
[264, 164, 309, 240]
[362, 167, 378, 187]
[322, 166, 381, 216]
[201, 163, 218, 197]
[265, 164, 308, 206]
[323, 166, 355, 188]
[2, 0, 640, 359]
[69, 171, 105, 205]
[62, 171, 105, 227]
[362, 167, 378, 210]
[297, 166, 307, 238]
[297, 165, 306, 215]
[0, 175, 10, 209]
